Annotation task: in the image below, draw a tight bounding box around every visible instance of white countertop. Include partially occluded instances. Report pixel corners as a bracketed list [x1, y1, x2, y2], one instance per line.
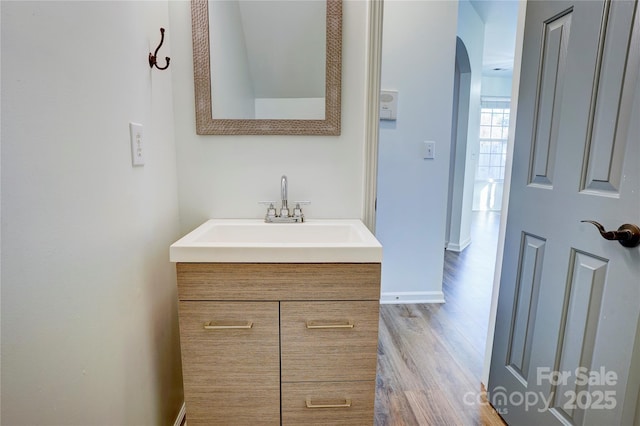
[170, 219, 383, 263]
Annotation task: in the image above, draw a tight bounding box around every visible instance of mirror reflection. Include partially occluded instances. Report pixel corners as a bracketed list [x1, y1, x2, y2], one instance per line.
[209, 0, 326, 120]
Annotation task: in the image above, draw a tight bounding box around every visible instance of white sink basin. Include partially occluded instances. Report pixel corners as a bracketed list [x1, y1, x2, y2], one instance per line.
[170, 219, 382, 263]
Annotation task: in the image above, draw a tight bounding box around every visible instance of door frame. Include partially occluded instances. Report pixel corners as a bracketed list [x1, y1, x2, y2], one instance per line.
[361, 0, 528, 384]
[362, 0, 384, 231]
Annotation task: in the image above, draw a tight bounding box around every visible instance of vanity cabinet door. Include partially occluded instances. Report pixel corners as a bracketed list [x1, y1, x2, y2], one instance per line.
[281, 380, 376, 425]
[280, 301, 380, 382]
[178, 301, 280, 425]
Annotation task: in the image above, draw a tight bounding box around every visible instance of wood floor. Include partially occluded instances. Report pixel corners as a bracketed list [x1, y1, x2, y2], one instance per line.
[374, 211, 506, 425]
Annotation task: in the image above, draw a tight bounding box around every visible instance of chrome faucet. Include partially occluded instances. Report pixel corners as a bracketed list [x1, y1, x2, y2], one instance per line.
[259, 175, 309, 223]
[280, 175, 289, 218]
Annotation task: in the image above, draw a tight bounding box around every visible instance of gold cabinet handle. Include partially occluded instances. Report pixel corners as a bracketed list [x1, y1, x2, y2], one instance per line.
[305, 398, 352, 409]
[305, 320, 354, 329]
[203, 321, 253, 330]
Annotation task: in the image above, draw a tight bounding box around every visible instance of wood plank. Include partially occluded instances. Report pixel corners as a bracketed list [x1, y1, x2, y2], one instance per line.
[374, 212, 506, 425]
[177, 263, 381, 301]
[405, 389, 466, 425]
[375, 304, 505, 425]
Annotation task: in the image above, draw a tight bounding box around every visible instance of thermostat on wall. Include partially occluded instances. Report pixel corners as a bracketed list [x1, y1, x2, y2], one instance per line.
[380, 90, 398, 120]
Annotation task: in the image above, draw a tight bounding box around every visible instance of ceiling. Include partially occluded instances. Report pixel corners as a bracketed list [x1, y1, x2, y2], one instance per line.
[468, 0, 520, 77]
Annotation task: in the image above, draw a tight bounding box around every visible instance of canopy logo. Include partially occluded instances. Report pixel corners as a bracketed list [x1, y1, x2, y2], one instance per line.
[465, 367, 618, 414]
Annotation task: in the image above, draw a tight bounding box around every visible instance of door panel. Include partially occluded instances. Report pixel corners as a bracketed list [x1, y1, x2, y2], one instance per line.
[582, 1, 637, 193]
[529, 8, 572, 187]
[552, 250, 608, 424]
[507, 233, 546, 385]
[489, 0, 640, 424]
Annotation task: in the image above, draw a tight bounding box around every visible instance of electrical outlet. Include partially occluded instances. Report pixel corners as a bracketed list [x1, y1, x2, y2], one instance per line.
[129, 122, 145, 166]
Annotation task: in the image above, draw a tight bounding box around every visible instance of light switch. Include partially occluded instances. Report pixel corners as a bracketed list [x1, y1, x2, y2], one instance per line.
[423, 141, 435, 159]
[129, 122, 145, 166]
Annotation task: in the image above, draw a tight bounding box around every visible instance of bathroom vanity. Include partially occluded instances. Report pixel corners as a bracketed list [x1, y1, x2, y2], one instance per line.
[170, 220, 382, 425]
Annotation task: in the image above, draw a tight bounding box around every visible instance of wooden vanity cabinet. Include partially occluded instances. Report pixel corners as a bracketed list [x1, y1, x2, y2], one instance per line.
[176, 262, 381, 425]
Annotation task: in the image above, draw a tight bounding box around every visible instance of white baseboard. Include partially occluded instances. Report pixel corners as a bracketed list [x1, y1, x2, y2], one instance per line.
[174, 402, 186, 426]
[380, 291, 445, 304]
[446, 237, 471, 252]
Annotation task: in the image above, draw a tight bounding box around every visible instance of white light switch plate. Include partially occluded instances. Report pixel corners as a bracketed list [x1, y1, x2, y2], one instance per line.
[129, 122, 144, 166]
[423, 141, 435, 159]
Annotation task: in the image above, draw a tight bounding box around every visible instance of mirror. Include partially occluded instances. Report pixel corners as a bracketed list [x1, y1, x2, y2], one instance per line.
[191, 0, 342, 135]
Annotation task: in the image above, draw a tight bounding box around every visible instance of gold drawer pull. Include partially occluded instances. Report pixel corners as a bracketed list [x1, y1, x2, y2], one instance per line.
[203, 321, 253, 330]
[305, 398, 352, 409]
[305, 320, 354, 329]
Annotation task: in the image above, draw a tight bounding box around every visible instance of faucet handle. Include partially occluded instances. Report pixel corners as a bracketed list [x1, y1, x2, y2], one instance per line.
[292, 201, 311, 218]
[258, 201, 277, 219]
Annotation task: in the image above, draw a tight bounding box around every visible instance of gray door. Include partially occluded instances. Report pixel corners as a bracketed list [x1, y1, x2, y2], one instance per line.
[488, 1, 640, 425]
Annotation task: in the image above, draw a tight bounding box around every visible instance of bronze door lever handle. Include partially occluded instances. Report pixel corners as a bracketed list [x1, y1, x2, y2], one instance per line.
[581, 220, 640, 248]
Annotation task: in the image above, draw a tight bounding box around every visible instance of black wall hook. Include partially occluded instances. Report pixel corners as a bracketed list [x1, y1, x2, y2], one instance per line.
[149, 28, 170, 70]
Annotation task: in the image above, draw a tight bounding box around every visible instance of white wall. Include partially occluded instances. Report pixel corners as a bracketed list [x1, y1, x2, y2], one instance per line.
[447, 0, 485, 251]
[254, 97, 325, 119]
[482, 75, 513, 98]
[1, 2, 183, 424]
[376, 0, 458, 303]
[169, 0, 370, 234]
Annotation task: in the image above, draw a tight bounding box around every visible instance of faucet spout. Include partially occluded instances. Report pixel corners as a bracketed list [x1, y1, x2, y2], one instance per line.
[281, 175, 288, 211]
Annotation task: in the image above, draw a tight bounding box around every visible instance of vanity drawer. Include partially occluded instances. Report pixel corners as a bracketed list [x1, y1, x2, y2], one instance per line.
[281, 381, 375, 425]
[280, 301, 380, 382]
[176, 263, 381, 301]
[178, 301, 280, 425]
